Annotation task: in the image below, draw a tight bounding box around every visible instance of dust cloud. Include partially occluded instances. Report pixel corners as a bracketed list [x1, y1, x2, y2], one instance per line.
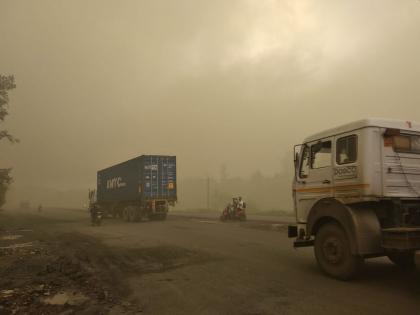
[1, 0, 420, 210]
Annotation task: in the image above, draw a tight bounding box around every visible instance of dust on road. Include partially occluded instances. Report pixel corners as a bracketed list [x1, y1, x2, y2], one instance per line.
[1, 209, 420, 315]
[0, 212, 213, 315]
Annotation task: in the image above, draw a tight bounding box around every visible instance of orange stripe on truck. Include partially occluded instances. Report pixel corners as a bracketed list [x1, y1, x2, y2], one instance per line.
[294, 184, 369, 193]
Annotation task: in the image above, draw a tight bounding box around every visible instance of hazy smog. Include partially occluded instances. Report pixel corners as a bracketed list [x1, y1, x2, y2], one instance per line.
[1, 0, 420, 210]
[3, 2, 420, 314]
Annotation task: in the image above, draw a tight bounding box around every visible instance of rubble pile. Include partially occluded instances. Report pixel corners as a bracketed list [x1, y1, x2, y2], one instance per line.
[0, 227, 140, 315]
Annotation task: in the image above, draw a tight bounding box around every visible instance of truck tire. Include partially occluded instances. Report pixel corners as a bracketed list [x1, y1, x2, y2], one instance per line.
[387, 251, 415, 269]
[314, 222, 363, 280]
[128, 207, 136, 222]
[132, 207, 142, 222]
[123, 208, 130, 222]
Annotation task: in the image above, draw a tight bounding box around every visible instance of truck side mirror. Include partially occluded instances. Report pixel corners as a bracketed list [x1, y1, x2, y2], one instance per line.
[294, 144, 303, 159]
[293, 144, 302, 174]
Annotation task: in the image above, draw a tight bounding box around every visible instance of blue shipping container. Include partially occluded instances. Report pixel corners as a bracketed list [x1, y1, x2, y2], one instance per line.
[97, 155, 177, 204]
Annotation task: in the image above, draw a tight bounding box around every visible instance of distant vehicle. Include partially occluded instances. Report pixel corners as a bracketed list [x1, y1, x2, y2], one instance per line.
[89, 155, 177, 222]
[288, 119, 420, 279]
[220, 198, 247, 221]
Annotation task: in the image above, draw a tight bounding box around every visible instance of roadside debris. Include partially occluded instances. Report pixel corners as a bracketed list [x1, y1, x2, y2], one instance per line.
[42, 291, 89, 306]
[0, 242, 34, 250]
[0, 225, 139, 314]
[0, 213, 212, 314]
[0, 235, 22, 241]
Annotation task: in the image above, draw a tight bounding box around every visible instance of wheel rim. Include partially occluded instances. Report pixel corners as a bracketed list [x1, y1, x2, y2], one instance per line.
[322, 236, 344, 264]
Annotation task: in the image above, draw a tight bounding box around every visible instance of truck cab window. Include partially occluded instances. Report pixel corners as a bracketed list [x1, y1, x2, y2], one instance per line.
[336, 135, 357, 164]
[311, 141, 331, 169]
[299, 146, 310, 178]
[392, 134, 420, 154]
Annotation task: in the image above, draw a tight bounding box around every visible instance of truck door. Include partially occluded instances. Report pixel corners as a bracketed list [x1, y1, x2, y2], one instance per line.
[333, 133, 360, 198]
[295, 138, 333, 223]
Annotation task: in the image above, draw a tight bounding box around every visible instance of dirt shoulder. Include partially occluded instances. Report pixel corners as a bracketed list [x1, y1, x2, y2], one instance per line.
[0, 211, 216, 315]
[0, 212, 140, 314]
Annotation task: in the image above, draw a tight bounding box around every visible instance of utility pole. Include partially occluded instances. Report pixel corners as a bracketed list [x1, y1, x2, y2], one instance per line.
[207, 176, 210, 210]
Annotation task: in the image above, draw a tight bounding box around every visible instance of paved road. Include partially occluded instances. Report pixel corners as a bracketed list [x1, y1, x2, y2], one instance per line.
[5, 208, 420, 314]
[170, 210, 296, 224]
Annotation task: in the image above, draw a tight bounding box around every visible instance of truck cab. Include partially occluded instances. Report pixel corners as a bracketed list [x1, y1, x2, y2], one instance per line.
[289, 118, 420, 279]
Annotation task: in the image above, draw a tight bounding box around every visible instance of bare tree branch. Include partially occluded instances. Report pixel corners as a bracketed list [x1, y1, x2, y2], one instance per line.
[0, 130, 19, 143]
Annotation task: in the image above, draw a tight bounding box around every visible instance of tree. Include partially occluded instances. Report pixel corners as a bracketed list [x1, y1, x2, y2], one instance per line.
[0, 74, 17, 209]
[0, 169, 12, 208]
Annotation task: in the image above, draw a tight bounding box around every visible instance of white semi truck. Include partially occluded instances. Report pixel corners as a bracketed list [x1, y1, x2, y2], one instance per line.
[288, 118, 420, 279]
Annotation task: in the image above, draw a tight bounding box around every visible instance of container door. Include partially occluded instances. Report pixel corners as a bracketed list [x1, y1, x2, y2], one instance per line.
[295, 138, 333, 223]
[166, 156, 177, 199]
[142, 156, 177, 200]
[158, 156, 177, 200]
[151, 156, 159, 198]
[143, 156, 159, 198]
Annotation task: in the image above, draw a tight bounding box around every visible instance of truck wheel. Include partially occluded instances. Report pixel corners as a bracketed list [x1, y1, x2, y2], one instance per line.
[123, 208, 130, 222]
[128, 207, 136, 222]
[133, 208, 141, 222]
[387, 251, 415, 269]
[314, 222, 363, 280]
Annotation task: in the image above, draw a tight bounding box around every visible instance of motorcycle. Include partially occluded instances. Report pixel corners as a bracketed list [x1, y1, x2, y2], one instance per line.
[220, 204, 247, 222]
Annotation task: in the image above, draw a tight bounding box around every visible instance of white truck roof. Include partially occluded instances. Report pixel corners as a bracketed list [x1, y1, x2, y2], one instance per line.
[303, 118, 420, 143]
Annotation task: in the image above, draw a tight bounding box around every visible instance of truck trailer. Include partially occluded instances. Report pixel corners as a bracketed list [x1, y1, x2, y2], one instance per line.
[288, 119, 420, 279]
[89, 155, 177, 221]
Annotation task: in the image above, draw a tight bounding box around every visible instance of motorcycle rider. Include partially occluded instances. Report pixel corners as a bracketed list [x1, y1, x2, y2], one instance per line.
[220, 197, 246, 221]
[90, 203, 100, 225]
[231, 198, 238, 218]
[237, 197, 244, 210]
[236, 196, 246, 218]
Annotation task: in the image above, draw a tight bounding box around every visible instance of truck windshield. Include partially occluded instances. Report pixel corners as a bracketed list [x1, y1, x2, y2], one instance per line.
[391, 134, 420, 154]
